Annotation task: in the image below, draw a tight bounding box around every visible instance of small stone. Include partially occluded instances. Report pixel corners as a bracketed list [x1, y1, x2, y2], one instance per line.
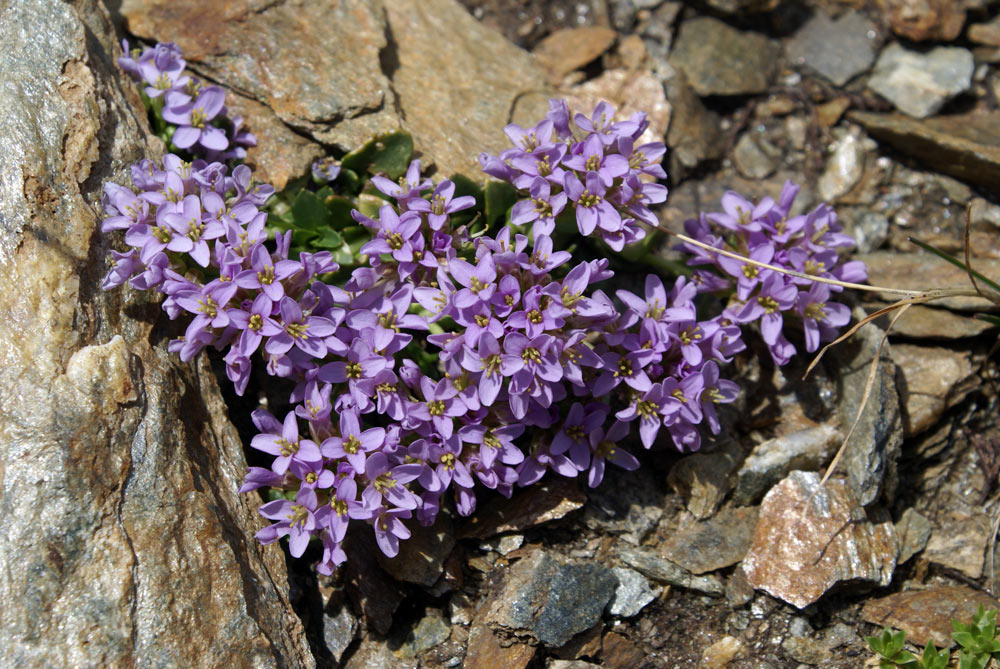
[891, 344, 975, 436]
[323, 600, 358, 663]
[704, 0, 779, 14]
[669, 16, 781, 96]
[398, 612, 451, 658]
[970, 197, 1000, 229]
[862, 586, 1000, 648]
[843, 211, 889, 253]
[786, 11, 879, 86]
[782, 635, 830, 665]
[818, 132, 866, 201]
[659, 506, 759, 574]
[970, 16, 1000, 47]
[698, 636, 743, 669]
[725, 566, 755, 608]
[344, 634, 414, 669]
[606, 567, 660, 617]
[583, 465, 664, 546]
[742, 471, 898, 609]
[533, 27, 618, 80]
[618, 545, 726, 596]
[923, 505, 990, 578]
[732, 132, 780, 179]
[815, 97, 852, 128]
[879, 0, 968, 42]
[868, 43, 974, 119]
[602, 632, 648, 669]
[667, 439, 742, 519]
[895, 508, 932, 564]
[549, 661, 601, 669]
[465, 622, 536, 669]
[459, 477, 586, 539]
[552, 624, 603, 661]
[485, 551, 617, 648]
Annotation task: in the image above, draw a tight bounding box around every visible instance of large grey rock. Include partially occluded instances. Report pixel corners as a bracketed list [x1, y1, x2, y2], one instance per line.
[0, 2, 313, 666]
[120, 0, 553, 186]
[786, 11, 879, 86]
[868, 43, 974, 119]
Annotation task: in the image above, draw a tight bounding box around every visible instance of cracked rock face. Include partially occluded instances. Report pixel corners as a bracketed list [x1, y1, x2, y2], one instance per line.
[0, 1, 312, 666]
[118, 0, 552, 187]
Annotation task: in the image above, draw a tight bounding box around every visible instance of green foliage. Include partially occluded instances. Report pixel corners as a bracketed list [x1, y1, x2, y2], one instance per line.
[866, 606, 1000, 669]
[341, 130, 414, 180]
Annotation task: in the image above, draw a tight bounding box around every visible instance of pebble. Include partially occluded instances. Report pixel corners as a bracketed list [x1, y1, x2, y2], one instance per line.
[395, 611, 452, 658]
[895, 508, 932, 564]
[858, 251, 1000, 311]
[618, 545, 726, 596]
[669, 16, 780, 96]
[533, 26, 618, 80]
[923, 505, 991, 578]
[818, 132, 866, 201]
[698, 635, 743, 668]
[891, 343, 975, 437]
[323, 599, 358, 663]
[969, 16, 1000, 47]
[732, 132, 780, 179]
[786, 10, 879, 86]
[659, 505, 759, 574]
[742, 471, 898, 609]
[881, 0, 968, 42]
[867, 43, 974, 119]
[667, 439, 742, 519]
[459, 477, 586, 539]
[606, 567, 660, 617]
[843, 210, 889, 253]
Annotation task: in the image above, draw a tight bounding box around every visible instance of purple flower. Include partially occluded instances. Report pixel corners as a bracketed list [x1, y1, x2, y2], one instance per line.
[321, 409, 385, 473]
[261, 296, 337, 358]
[312, 157, 341, 182]
[408, 180, 476, 230]
[796, 284, 851, 352]
[257, 487, 318, 558]
[251, 411, 322, 476]
[586, 420, 639, 488]
[698, 361, 739, 433]
[162, 86, 229, 152]
[361, 452, 423, 510]
[564, 171, 621, 237]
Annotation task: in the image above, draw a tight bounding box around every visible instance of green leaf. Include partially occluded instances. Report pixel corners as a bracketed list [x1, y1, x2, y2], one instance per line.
[958, 649, 988, 669]
[954, 631, 976, 649]
[340, 130, 414, 179]
[920, 641, 949, 669]
[355, 193, 386, 220]
[909, 237, 1000, 296]
[311, 228, 343, 249]
[483, 180, 518, 228]
[290, 190, 334, 230]
[975, 313, 1000, 327]
[324, 194, 359, 230]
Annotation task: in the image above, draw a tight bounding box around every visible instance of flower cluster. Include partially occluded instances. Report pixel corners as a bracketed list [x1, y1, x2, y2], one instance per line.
[480, 100, 668, 251]
[678, 182, 867, 365]
[102, 42, 861, 576]
[118, 40, 256, 161]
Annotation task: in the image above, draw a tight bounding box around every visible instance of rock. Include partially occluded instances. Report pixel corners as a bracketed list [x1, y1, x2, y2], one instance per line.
[550, 661, 601, 669]
[923, 505, 990, 578]
[843, 210, 889, 253]
[395, 610, 452, 658]
[323, 598, 358, 663]
[851, 110, 1000, 191]
[895, 508, 932, 564]
[606, 567, 660, 617]
[732, 132, 780, 179]
[878, 0, 968, 42]
[867, 43, 974, 119]
[485, 550, 617, 648]
[782, 635, 831, 665]
[667, 439, 743, 519]
[669, 17, 781, 97]
[970, 197, 1000, 229]
[344, 533, 406, 635]
[465, 621, 536, 669]
[891, 344, 976, 436]
[816, 97, 853, 128]
[638, 2, 682, 70]
[582, 464, 665, 546]
[664, 70, 724, 178]
[698, 635, 743, 668]
[344, 634, 414, 669]
[459, 477, 586, 539]
[552, 624, 603, 661]
[866, 302, 996, 339]
[725, 565, 755, 608]
[742, 471, 898, 609]
[659, 506, 759, 574]
[480, 533, 525, 556]
[830, 308, 902, 506]
[0, 2, 312, 666]
[533, 26, 618, 80]
[862, 586, 1000, 648]
[602, 631, 648, 669]
[818, 131, 866, 202]
[121, 0, 553, 181]
[786, 10, 879, 86]
[561, 67, 671, 148]
[969, 16, 1000, 47]
[618, 545, 726, 596]
[377, 513, 456, 586]
[858, 251, 1000, 311]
